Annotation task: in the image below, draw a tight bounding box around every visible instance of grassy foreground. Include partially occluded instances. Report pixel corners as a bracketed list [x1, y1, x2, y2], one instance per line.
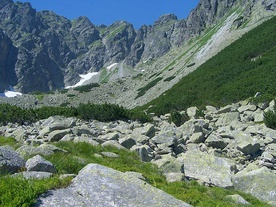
[0, 137, 270, 207]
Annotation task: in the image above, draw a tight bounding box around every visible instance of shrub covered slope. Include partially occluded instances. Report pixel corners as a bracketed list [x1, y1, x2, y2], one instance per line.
[0, 103, 151, 125]
[139, 16, 276, 115]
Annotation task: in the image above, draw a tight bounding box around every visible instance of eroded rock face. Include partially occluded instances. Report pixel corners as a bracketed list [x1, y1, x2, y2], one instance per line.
[34, 164, 192, 207]
[0, 29, 17, 91]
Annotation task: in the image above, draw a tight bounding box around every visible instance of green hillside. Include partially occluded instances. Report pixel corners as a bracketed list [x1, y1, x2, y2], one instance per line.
[139, 16, 276, 115]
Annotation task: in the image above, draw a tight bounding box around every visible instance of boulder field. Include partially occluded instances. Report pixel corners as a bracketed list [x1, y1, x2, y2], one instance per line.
[0, 99, 275, 206]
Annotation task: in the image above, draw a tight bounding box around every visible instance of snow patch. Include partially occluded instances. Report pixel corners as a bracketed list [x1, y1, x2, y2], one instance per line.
[4, 91, 23, 97]
[107, 63, 118, 70]
[66, 72, 98, 89]
[0, 86, 23, 98]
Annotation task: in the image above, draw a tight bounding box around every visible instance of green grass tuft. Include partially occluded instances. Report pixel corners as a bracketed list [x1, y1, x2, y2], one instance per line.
[0, 176, 72, 207]
[0, 136, 18, 148]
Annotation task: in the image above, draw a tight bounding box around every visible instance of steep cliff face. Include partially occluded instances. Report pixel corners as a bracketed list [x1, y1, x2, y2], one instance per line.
[0, 29, 17, 91]
[185, 0, 236, 36]
[0, 0, 275, 93]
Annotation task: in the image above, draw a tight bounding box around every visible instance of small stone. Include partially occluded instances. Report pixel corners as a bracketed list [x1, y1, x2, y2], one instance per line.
[59, 174, 77, 179]
[205, 133, 228, 149]
[226, 194, 250, 205]
[100, 132, 120, 141]
[100, 152, 119, 158]
[94, 153, 103, 158]
[13, 171, 53, 180]
[101, 140, 125, 150]
[188, 132, 205, 144]
[131, 145, 153, 162]
[186, 107, 198, 117]
[26, 155, 57, 173]
[119, 136, 136, 149]
[164, 172, 185, 182]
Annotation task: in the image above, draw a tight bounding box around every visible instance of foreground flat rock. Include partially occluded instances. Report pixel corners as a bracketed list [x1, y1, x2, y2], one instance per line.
[179, 145, 236, 188]
[232, 166, 276, 205]
[35, 164, 191, 207]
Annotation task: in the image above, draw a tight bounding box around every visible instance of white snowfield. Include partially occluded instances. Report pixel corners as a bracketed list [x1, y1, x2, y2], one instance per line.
[65, 72, 98, 89]
[0, 90, 22, 98]
[2, 63, 119, 95]
[66, 63, 118, 89]
[107, 63, 118, 70]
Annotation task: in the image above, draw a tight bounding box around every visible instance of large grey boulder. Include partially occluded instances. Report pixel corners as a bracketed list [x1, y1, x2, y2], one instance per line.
[232, 167, 276, 204]
[47, 129, 72, 142]
[205, 133, 228, 149]
[152, 154, 182, 173]
[100, 132, 120, 141]
[187, 132, 205, 144]
[133, 123, 156, 138]
[26, 155, 57, 173]
[0, 146, 26, 174]
[217, 104, 237, 114]
[215, 112, 240, 126]
[101, 140, 125, 150]
[179, 145, 236, 188]
[180, 120, 203, 137]
[131, 145, 154, 162]
[40, 116, 76, 131]
[16, 144, 65, 157]
[152, 154, 185, 182]
[186, 106, 198, 118]
[151, 131, 176, 145]
[38, 116, 76, 137]
[4, 126, 28, 142]
[260, 144, 276, 169]
[71, 125, 94, 136]
[233, 131, 261, 156]
[34, 164, 191, 207]
[237, 104, 257, 113]
[118, 136, 136, 149]
[135, 135, 150, 145]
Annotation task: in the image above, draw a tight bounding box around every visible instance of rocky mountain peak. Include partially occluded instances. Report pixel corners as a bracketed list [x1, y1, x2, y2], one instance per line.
[71, 16, 100, 46]
[153, 14, 178, 26]
[0, 0, 274, 93]
[0, 0, 13, 8]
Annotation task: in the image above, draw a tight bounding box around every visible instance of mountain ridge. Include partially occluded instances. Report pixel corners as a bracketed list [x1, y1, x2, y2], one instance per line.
[0, 0, 275, 102]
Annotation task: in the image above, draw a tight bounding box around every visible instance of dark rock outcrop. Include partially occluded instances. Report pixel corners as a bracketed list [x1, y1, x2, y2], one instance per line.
[0, 29, 17, 91]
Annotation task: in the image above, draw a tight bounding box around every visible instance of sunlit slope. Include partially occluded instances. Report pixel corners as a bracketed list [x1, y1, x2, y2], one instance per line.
[140, 16, 276, 115]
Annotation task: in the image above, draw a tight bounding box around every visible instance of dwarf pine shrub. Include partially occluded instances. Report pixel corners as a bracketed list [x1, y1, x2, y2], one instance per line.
[264, 104, 276, 129]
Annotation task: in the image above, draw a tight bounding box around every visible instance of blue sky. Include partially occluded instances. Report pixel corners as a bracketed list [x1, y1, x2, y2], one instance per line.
[16, 0, 199, 29]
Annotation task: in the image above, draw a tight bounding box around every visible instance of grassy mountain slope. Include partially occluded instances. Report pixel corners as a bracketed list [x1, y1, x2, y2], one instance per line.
[138, 16, 276, 115]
